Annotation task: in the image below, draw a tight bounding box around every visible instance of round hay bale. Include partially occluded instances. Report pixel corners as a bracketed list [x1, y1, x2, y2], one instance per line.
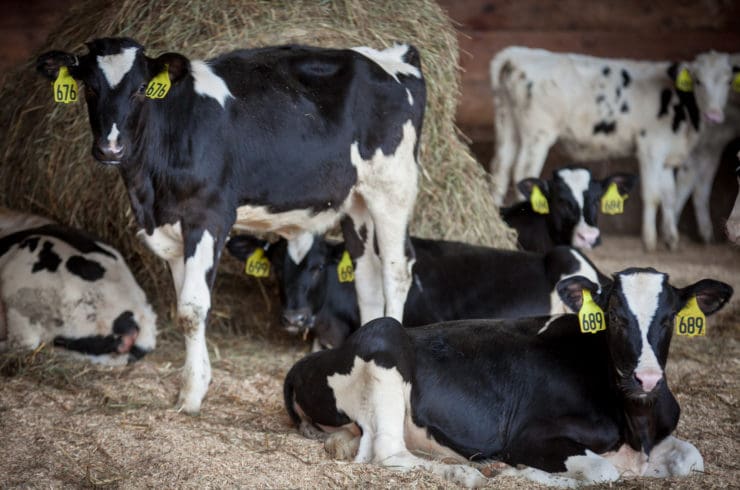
[0, 0, 516, 322]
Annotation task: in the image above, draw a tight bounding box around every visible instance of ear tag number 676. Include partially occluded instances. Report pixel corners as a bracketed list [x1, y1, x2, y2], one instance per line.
[146, 65, 171, 99]
[53, 66, 78, 104]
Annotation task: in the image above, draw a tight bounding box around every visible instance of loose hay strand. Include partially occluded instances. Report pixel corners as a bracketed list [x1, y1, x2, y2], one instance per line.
[0, 0, 516, 323]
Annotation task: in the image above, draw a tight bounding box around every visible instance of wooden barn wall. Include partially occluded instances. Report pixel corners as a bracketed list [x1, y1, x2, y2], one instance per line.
[438, 0, 740, 240]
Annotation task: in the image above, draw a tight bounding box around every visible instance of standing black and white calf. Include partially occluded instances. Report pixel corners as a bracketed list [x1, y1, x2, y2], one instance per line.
[285, 268, 731, 487]
[227, 233, 607, 349]
[490, 47, 733, 251]
[501, 166, 636, 253]
[37, 38, 426, 413]
[726, 152, 740, 245]
[0, 207, 156, 364]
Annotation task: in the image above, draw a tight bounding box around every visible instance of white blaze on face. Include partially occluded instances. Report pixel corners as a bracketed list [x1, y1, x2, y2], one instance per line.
[618, 271, 665, 391]
[558, 168, 600, 248]
[287, 232, 315, 264]
[190, 60, 233, 108]
[350, 45, 421, 83]
[97, 47, 139, 89]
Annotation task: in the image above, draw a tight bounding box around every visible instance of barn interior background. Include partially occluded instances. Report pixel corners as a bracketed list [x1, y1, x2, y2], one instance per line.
[0, 1, 738, 489]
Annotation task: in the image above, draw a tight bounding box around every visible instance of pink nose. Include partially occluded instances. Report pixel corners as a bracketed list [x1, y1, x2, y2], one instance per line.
[574, 226, 600, 248]
[635, 371, 662, 392]
[705, 109, 725, 124]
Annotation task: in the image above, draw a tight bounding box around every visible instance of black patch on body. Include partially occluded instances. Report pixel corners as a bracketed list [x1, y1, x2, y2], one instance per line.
[621, 69, 631, 87]
[621, 102, 629, 113]
[658, 89, 672, 118]
[66, 255, 106, 281]
[0, 224, 116, 259]
[602, 66, 611, 76]
[19, 237, 39, 252]
[593, 121, 617, 134]
[640, 129, 646, 137]
[615, 87, 621, 98]
[526, 81, 533, 99]
[595, 94, 605, 103]
[32, 241, 61, 273]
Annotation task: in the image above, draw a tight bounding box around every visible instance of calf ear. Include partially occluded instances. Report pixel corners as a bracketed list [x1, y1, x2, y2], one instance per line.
[225, 234, 269, 262]
[680, 279, 733, 316]
[148, 52, 190, 84]
[517, 178, 549, 200]
[602, 173, 638, 196]
[37, 51, 80, 80]
[556, 275, 601, 312]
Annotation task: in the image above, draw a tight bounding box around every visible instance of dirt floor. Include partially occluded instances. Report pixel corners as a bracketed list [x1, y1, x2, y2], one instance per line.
[1, 234, 738, 489]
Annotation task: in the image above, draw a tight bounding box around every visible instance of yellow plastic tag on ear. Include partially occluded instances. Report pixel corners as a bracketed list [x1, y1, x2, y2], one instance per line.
[675, 296, 706, 337]
[244, 248, 270, 278]
[146, 65, 171, 99]
[530, 185, 549, 214]
[600, 182, 627, 215]
[578, 289, 605, 334]
[53, 66, 78, 104]
[675, 68, 693, 92]
[337, 250, 355, 283]
[732, 72, 740, 93]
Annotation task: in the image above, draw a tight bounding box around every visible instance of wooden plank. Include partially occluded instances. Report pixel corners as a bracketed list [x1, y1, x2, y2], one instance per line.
[438, 0, 740, 32]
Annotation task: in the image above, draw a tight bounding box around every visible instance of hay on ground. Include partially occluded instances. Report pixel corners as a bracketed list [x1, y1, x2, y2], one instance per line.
[0, 0, 516, 321]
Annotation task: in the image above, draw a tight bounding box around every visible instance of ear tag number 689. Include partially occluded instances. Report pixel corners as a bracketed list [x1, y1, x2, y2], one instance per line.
[578, 289, 605, 334]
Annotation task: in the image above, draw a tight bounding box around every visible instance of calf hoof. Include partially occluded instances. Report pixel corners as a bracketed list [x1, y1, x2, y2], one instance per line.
[440, 464, 487, 488]
[325, 429, 360, 460]
[299, 421, 327, 440]
[664, 234, 679, 252]
[176, 392, 203, 415]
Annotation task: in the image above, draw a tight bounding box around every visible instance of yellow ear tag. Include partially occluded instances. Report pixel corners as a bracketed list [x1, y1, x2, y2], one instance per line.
[53, 66, 78, 104]
[244, 248, 270, 278]
[600, 182, 627, 215]
[578, 289, 605, 334]
[732, 72, 740, 93]
[530, 185, 549, 215]
[337, 250, 355, 283]
[146, 65, 171, 99]
[675, 68, 693, 92]
[675, 296, 706, 337]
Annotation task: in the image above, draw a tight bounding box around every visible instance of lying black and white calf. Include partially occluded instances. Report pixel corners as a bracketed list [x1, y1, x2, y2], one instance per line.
[0, 208, 157, 364]
[284, 267, 731, 487]
[501, 167, 637, 253]
[227, 233, 606, 348]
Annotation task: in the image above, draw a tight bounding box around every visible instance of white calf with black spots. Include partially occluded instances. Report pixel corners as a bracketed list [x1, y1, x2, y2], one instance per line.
[490, 47, 733, 251]
[0, 207, 156, 364]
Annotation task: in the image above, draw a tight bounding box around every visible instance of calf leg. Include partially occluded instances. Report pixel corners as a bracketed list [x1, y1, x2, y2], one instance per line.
[637, 146, 669, 252]
[512, 128, 557, 197]
[658, 168, 679, 251]
[643, 436, 703, 478]
[175, 227, 222, 414]
[341, 209, 384, 324]
[490, 93, 519, 205]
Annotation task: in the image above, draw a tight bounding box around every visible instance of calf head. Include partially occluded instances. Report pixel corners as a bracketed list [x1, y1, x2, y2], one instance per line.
[558, 268, 732, 399]
[37, 37, 190, 165]
[674, 51, 733, 124]
[518, 167, 637, 249]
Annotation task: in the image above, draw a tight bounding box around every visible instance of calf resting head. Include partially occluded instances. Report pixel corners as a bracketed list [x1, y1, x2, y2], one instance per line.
[557, 268, 732, 399]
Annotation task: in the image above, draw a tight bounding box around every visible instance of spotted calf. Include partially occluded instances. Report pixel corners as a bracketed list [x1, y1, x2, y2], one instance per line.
[37, 38, 425, 413]
[285, 268, 731, 487]
[0, 208, 156, 364]
[490, 47, 733, 251]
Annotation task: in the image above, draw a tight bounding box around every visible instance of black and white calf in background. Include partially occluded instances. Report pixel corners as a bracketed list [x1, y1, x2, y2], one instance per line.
[490, 47, 733, 251]
[227, 232, 607, 349]
[675, 53, 740, 243]
[37, 37, 426, 413]
[726, 151, 740, 245]
[501, 166, 637, 253]
[285, 268, 732, 487]
[0, 207, 156, 364]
